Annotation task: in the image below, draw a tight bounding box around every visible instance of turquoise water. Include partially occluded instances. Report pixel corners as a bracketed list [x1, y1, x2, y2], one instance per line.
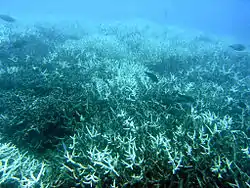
[1, 0, 250, 42]
[0, 1, 249, 187]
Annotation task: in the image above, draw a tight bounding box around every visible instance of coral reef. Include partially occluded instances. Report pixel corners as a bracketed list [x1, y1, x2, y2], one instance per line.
[0, 20, 249, 187]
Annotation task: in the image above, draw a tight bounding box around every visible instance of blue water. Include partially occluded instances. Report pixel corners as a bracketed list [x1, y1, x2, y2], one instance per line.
[1, 0, 250, 42]
[0, 1, 249, 187]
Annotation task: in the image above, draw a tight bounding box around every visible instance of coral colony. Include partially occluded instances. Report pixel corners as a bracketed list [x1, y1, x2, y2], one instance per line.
[0, 21, 249, 187]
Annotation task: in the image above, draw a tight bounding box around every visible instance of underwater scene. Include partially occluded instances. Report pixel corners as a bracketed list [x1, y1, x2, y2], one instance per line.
[0, 0, 249, 187]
